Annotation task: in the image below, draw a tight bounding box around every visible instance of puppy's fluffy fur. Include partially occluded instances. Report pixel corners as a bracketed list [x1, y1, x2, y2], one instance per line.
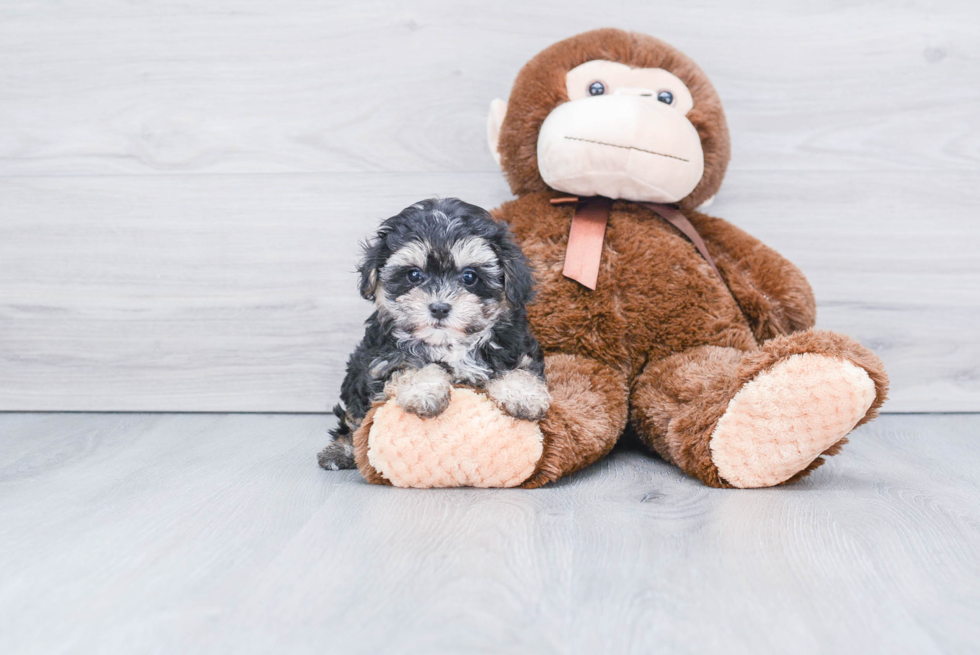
[318, 198, 549, 471]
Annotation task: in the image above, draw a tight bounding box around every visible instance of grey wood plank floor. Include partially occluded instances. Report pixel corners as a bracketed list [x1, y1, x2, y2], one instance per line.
[1, 413, 977, 654]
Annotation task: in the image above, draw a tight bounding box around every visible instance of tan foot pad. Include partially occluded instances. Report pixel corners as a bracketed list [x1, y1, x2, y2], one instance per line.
[367, 388, 544, 488]
[710, 354, 876, 488]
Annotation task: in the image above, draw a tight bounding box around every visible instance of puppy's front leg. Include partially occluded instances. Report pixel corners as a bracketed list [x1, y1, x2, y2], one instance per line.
[385, 364, 453, 418]
[487, 369, 551, 421]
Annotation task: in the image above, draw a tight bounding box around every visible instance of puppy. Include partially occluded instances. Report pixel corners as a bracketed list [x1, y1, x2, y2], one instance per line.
[318, 198, 550, 471]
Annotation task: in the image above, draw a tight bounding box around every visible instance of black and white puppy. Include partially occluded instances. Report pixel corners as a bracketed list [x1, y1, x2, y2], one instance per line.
[318, 198, 550, 471]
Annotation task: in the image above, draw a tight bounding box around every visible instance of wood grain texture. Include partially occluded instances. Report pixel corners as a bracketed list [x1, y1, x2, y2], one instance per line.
[0, 412, 977, 654]
[0, 173, 510, 411]
[0, 0, 978, 411]
[0, 0, 977, 176]
[2, 170, 976, 412]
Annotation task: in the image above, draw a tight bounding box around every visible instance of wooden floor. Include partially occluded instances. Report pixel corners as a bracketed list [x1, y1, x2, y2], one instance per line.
[1, 412, 977, 654]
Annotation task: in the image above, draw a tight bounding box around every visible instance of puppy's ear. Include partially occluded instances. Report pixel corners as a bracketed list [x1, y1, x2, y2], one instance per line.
[495, 228, 535, 307]
[357, 232, 388, 301]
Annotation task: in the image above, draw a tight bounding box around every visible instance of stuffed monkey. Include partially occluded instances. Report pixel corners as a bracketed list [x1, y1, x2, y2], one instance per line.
[352, 28, 888, 489]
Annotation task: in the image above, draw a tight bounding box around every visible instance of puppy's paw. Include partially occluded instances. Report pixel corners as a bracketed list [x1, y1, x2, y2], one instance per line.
[318, 438, 355, 470]
[487, 369, 551, 421]
[388, 364, 452, 418]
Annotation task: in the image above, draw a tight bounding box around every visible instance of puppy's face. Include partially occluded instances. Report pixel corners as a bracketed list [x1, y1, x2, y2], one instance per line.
[359, 199, 535, 349]
[378, 235, 505, 346]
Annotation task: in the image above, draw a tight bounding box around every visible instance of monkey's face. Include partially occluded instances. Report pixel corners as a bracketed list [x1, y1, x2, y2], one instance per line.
[487, 29, 731, 210]
[536, 60, 704, 204]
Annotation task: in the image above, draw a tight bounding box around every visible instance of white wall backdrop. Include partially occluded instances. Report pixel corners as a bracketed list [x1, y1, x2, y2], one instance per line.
[1, 0, 978, 412]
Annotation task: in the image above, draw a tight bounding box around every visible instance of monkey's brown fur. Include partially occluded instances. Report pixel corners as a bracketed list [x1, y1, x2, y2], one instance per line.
[355, 29, 887, 488]
[498, 29, 730, 212]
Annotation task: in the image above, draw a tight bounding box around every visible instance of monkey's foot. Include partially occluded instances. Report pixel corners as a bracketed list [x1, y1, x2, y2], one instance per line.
[709, 353, 876, 488]
[355, 388, 543, 488]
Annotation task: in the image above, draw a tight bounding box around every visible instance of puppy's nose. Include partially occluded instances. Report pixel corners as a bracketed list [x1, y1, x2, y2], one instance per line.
[429, 302, 452, 319]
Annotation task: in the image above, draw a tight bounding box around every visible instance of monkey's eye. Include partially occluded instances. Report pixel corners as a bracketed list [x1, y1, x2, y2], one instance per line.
[588, 81, 605, 96]
[657, 90, 674, 105]
[461, 268, 478, 286]
[406, 268, 426, 285]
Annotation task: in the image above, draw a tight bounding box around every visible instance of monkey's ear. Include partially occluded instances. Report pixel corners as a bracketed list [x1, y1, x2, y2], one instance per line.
[486, 98, 508, 166]
[357, 235, 387, 301]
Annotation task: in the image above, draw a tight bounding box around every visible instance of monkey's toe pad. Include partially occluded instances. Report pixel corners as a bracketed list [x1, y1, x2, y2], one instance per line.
[710, 354, 876, 488]
[364, 388, 543, 488]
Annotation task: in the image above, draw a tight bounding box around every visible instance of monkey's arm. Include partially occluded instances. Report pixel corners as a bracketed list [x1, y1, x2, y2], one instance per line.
[688, 211, 817, 341]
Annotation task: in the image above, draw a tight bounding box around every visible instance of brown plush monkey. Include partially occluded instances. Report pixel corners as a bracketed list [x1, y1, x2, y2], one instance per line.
[352, 28, 888, 489]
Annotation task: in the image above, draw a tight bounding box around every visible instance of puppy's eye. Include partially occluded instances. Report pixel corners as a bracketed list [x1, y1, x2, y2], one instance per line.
[461, 269, 478, 286]
[406, 268, 426, 285]
[657, 90, 674, 105]
[588, 81, 605, 96]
